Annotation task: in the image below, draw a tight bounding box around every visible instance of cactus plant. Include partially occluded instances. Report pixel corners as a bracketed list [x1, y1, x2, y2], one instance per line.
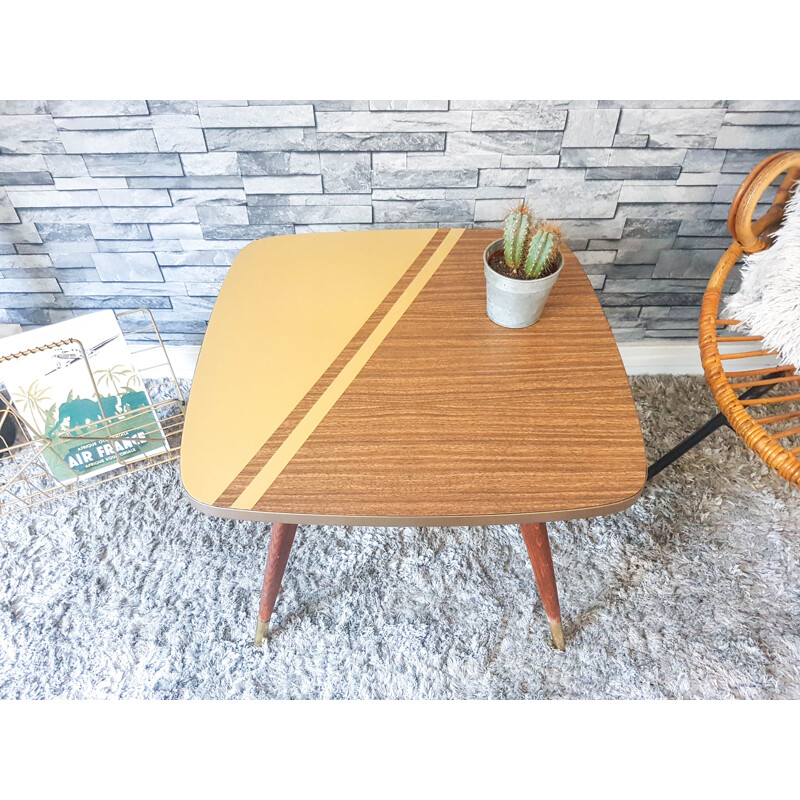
[503, 203, 530, 271]
[502, 204, 562, 279]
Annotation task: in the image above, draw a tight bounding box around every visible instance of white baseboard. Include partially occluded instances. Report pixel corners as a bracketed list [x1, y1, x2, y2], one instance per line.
[617, 342, 702, 375]
[163, 345, 201, 381]
[160, 341, 716, 380]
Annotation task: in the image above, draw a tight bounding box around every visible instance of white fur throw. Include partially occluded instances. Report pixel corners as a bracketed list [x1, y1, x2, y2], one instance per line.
[725, 183, 800, 368]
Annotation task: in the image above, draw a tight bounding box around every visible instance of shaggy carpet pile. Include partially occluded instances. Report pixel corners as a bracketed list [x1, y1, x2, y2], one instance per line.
[1, 376, 798, 699]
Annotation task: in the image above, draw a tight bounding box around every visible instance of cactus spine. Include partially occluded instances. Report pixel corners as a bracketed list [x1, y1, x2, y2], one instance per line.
[523, 230, 555, 278]
[503, 205, 530, 272]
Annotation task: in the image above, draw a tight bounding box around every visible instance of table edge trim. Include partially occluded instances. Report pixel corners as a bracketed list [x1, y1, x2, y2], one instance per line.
[184, 483, 646, 527]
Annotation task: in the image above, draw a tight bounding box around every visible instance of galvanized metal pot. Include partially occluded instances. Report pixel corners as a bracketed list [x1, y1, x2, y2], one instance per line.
[483, 239, 563, 329]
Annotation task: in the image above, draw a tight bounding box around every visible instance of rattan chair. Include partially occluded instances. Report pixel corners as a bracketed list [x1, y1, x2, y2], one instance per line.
[649, 151, 800, 484]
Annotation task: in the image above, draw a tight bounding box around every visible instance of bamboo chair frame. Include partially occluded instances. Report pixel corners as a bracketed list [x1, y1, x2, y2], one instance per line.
[659, 151, 800, 484]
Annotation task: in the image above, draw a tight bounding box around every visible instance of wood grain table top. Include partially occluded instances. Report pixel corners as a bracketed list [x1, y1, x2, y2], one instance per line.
[181, 228, 647, 525]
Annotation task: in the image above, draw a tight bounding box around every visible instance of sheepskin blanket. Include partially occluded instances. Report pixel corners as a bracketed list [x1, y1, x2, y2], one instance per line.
[725, 184, 800, 367]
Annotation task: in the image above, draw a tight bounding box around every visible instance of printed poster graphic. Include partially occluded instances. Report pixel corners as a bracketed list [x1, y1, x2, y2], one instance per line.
[0, 310, 168, 484]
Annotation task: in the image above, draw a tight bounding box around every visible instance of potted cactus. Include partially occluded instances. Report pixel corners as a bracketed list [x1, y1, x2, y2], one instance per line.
[483, 203, 564, 328]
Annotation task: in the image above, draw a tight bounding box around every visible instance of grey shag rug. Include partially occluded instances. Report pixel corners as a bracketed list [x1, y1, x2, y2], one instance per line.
[1, 376, 799, 699]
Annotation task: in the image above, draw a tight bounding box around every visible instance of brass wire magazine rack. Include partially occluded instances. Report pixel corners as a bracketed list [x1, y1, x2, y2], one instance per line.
[0, 309, 185, 516]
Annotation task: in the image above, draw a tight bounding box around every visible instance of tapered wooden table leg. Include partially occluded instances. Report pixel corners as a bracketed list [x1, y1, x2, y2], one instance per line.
[520, 522, 565, 650]
[254, 522, 298, 646]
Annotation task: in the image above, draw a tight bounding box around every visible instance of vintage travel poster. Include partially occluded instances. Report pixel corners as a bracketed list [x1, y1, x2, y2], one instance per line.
[0, 310, 168, 484]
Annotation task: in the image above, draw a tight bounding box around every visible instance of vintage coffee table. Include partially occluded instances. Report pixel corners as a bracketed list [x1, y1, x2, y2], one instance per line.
[181, 229, 646, 649]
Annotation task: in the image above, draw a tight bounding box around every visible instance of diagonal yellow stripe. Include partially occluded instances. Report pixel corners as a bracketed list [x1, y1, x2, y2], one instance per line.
[233, 228, 464, 510]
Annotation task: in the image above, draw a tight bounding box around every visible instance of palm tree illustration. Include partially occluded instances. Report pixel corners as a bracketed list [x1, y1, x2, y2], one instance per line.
[96, 364, 134, 397]
[18, 380, 52, 436]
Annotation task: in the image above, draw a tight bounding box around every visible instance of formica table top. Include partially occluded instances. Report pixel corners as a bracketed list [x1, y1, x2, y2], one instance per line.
[181, 228, 646, 525]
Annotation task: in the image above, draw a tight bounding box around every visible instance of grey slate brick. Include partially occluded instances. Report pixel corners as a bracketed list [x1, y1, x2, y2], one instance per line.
[0, 115, 60, 142]
[96, 239, 180, 253]
[90, 223, 151, 240]
[618, 185, 715, 204]
[61, 130, 159, 154]
[586, 166, 681, 181]
[0, 254, 53, 269]
[243, 175, 322, 194]
[156, 250, 239, 266]
[618, 108, 725, 136]
[84, 153, 183, 176]
[98, 189, 171, 206]
[309, 101, 370, 111]
[447, 131, 561, 155]
[720, 149, 777, 173]
[205, 128, 316, 152]
[181, 153, 240, 175]
[44, 154, 88, 177]
[682, 148, 726, 172]
[149, 224, 204, 239]
[320, 153, 371, 193]
[91, 252, 164, 281]
[715, 125, 800, 150]
[560, 149, 613, 168]
[199, 225, 293, 240]
[677, 219, 730, 237]
[479, 169, 528, 187]
[108, 206, 199, 223]
[613, 134, 647, 147]
[196, 206, 250, 226]
[148, 100, 198, 115]
[653, 249, 724, 278]
[316, 133, 445, 151]
[249, 204, 372, 225]
[6, 189, 102, 207]
[562, 109, 619, 147]
[373, 200, 470, 223]
[35, 223, 92, 241]
[405, 153, 500, 170]
[471, 108, 567, 131]
[608, 149, 688, 167]
[316, 111, 470, 132]
[0, 277, 61, 292]
[237, 152, 320, 176]
[622, 218, 681, 238]
[369, 101, 449, 111]
[169, 188, 246, 205]
[372, 168, 477, 189]
[0, 154, 47, 171]
[723, 111, 800, 126]
[616, 202, 713, 219]
[500, 155, 559, 168]
[125, 177, 244, 189]
[525, 179, 621, 219]
[648, 134, 718, 149]
[18, 207, 113, 224]
[0, 222, 41, 244]
[199, 105, 315, 128]
[0, 171, 53, 185]
[0, 101, 48, 114]
[47, 100, 148, 117]
[154, 127, 207, 153]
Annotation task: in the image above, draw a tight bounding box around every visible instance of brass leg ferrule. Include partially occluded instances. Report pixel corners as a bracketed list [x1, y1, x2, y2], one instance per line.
[548, 619, 566, 651]
[254, 619, 269, 647]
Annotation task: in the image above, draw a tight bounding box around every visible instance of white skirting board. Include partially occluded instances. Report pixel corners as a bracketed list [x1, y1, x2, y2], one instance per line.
[159, 340, 753, 381]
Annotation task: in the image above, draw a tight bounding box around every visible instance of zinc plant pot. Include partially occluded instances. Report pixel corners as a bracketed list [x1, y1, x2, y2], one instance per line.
[483, 239, 564, 329]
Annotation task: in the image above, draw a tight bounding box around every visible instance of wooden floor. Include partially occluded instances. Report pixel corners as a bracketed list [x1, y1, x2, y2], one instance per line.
[182, 228, 647, 525]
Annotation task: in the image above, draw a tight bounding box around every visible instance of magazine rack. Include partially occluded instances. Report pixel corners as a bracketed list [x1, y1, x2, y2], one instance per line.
[0, 309, 185, 516]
